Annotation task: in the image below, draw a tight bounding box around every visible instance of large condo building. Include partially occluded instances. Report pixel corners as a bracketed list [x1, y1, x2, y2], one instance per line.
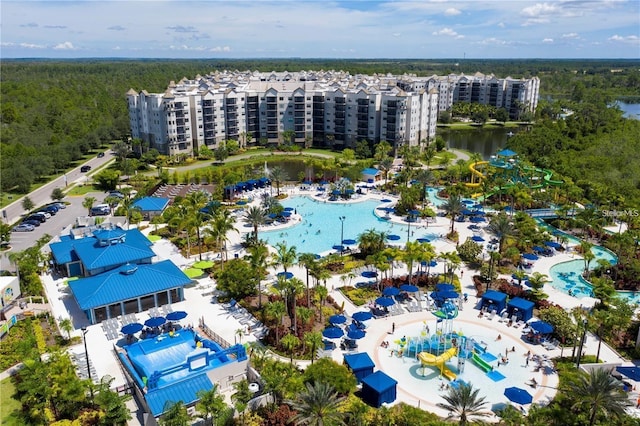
[127, 70, 539, 157]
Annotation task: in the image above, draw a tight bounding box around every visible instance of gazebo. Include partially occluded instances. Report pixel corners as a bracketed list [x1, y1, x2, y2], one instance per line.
[344, 353, 375, 384]
[480, 290, 507, 313]
[507, 297, 535, 322]
[361, 371, 397, 408]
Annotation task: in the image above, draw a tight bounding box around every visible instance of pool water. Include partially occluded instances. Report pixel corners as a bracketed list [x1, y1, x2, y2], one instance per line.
[261, 196, 440, 255]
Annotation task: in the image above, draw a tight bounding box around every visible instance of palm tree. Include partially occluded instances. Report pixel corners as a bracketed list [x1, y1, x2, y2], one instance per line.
[208, 210, 237, 263]
[486, 213, 516, 254]
[82, 196, 96, 216]
[527, 271, 549, 301]
[269, 166, 287, 196]
[272, 242, 297, 273]
[248, 242, 269, 308]
[413, 168, 434, 207]
[402, 241, 426, 282]
[281, 333, 300, 363]
[277, 277, 305, 332]
[244, 205, 267, 244]
[184, 190, 210, 260]
[299, 253, 318, 306]
[579, 241, 595, 276]
[568, 368, 630, 426]
[59, 318, 73, 340]
[196, 385, 226, 426]
[436, 383, 490, 426]
[358, 229, 388, 257]
[286, 382, 347, 426]
[265, 300, 287, 345]
[304, 331, 324, 365]
[442, 194, 464, 234]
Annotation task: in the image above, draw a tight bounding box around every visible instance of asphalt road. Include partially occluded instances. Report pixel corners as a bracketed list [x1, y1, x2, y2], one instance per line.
[2, 149, 114, 226]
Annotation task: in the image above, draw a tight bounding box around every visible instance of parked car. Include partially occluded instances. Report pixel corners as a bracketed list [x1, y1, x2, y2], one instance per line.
[90, 204, 110, 216]
[37, 211, 52, 219]
[50, 202, 66, 209]
[13, 224, 35, 232]
[81, 165, 92, 172]
[108, 190, 124, 199]
[97, 152, 105, 158]
[22, 219, 41, 227]
[40, 205, 59, 215]
[25, 213, 47, 223]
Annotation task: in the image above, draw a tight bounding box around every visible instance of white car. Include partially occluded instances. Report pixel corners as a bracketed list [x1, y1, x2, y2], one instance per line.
[37, 211, 52, 219]
[13, 224, 35, 232]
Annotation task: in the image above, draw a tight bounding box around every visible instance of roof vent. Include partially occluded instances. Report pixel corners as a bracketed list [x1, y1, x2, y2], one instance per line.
[119, 263, 138, 275]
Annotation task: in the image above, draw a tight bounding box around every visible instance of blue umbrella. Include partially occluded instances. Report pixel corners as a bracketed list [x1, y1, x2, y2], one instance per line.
[166, 311, 188, 321]
[471, 236, 485, 242]
[417, 237, 431, 243]
[382, 287, 400, 296]
[332, 189, 341, 195]
[347, 328, 366, 340]
[361, 271, 378, 278]
[472, 204, 483, 210]
[522, 253, 539, 261]
[352, 311, 373, 322]
[277, 271, 294, 279]
[236, 200, 247, 206]
[375, 296, 395, 307]
[532, 245, 546, 253]
[409, 209, 421, 216]
[427, 260, 438, 267]
[284, 207, 294, 211]
[387, 234, 401, 241]
[268, 213, 277, 219]
[332, 245, 345, 251]
[145, 317, 166, 328]
[436, 290, 459, 300]
[545, 241, 562, 249]
[504, 387, 533, 405]
[470, 216, 486, 223]
[463, 199, 474, 205]
[529, 320, 554, 334]
[281, 211, 292, 217]
[121, 323, 143, 335]
[380, 198, 392, 203]
[436, 283, 454, 292]
[322, 327, 344, 339]
[462, 209, 474, 215]
[342, 239, 357, 245]
[400, 284, 419, 293]
[512, 273, 529, 281]
[329, 314, 347, 325]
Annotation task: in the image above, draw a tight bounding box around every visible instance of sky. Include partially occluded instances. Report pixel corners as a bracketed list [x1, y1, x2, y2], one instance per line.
[1, 1, 639, 59]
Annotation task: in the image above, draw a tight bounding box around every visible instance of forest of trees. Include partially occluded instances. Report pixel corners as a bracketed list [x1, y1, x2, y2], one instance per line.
[1, 59, 639, 203]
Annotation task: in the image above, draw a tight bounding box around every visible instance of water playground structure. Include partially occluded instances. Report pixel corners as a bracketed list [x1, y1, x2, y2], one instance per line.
[466, 149, 563, 199]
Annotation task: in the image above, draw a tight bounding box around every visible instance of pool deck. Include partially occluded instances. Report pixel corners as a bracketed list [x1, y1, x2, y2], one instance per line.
[40, 182, 640, 422]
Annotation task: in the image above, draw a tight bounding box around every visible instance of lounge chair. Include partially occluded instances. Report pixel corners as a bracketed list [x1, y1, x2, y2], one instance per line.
[498, 312, 509, 322]
[487, 310, 497, 320]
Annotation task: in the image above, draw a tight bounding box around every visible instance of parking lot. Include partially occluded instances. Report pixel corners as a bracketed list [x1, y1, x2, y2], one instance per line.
[1, 191, 107, 271]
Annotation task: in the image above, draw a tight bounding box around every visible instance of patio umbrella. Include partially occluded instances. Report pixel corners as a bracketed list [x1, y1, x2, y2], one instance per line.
[145, 316, 166, 328]
[329, 314, 347, 325]
[470, 216, 486, 223]
[375, 296, 395, 307]
[361, 271, 378, 278]
[184, 267, 204, 279]
[352, 311, 373, 322]
[347, 328, 366, 340]
[616, 366, 640, 381]
[463, 199, 475, 205]
[522, 253, 539, 261]
[471, 236, 485, 242]
[434, 290, 459, 300]
[193, 260, 214, 269]
[400, 284, 419, 293]
[322, 327, 344, 339]
[166, 311, 188, 321]
[332, 189, 341, 195]
[332, 245, 345, 251]
[417, 238, 431, 243]
[277, 271, 294, 279]
[512, 273, 529, 281]
[504, 387, 533, 405]
[236, 200, 247, 206]
[544, 241, 562, 249]
[342, 239, 357, 245]
[532, 245, 546, 253]
[284, 207, 294, 211]
[380, 198, 392, 203]
[281, 211, 292, 217]
[387, 234, 401, 241]
[435, 283, 454, 292]
[529, 320, 554, 334]
[383, 287, 400, 297]
[121, 323, 143, 335]
[462, 209, 474, 215]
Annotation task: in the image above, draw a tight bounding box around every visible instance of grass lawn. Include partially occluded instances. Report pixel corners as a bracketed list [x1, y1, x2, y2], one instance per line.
[66, 185, 102, 196]
[0, 377, 22, 426]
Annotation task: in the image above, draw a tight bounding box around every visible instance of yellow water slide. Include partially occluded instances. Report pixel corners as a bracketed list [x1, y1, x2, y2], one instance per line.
[417, 347, 458, 380]
[466, 161, 489, 188]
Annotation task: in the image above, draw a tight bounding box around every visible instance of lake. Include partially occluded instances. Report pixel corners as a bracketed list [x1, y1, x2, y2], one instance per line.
[616, 101, 640, 120]
[440, 126, 526, 160]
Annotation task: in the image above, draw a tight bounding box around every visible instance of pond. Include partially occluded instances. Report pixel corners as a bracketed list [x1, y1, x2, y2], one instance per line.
[440, 126, 528, 160]
[615, 101, 640, 120]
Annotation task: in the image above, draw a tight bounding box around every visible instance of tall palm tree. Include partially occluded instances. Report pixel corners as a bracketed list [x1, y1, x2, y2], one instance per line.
[269, 166, 287, 196]
[402, 241, 426, 282]
[272, 242, 298, 273]
[265, 300, 287, 345]
[184, 190, 210, 260]
[196, 385, 226, 426]
[281, 333, 301, 363]
[248, 242, 269, 308]
[358, 229, 388, 257]
[207, 210, 237, 263]
[579, 241, 595, 275]
[486, 213, 516, 254]
[436, 383, 490, 426]
[277, 277, 305, 332]
[304, 331, 324, 365]
[442, 194, 464, 234]
[82, 196, 96, 216]
[568, 368, 630, 426]
[286, 382, 347, 426]
[299, 253, 318, 306]
[413, 168, 434, 207]
[244, 205, 267, 244]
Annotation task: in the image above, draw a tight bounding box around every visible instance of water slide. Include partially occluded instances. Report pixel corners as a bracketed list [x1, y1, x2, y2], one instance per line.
[466, 161, 489, 188]
[471, 352, 493, 372]
[417, 347, 458, 380]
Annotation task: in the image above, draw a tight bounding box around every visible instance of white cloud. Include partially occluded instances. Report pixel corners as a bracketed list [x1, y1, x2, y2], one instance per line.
[562, 32, 579, 39]
[497, 22, 505, 28]
[53, 41, 75, 50]
[108, 25, 126, 31]
[392, 32, 401, 37]
[476, 37, 510, 46]
[432, 28, 464, 39]
[542, 38, 554, 43]
[444, 8, 461, 16]
[1, 42, 46, 49]
[521, 3, 557, 18]
[608, 34, 640, 44]
[210, 46, 231, 52]
[113, 46, 121, 50]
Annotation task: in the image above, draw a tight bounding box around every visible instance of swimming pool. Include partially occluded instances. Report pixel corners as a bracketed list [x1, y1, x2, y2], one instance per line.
[261, 196, 441, 255]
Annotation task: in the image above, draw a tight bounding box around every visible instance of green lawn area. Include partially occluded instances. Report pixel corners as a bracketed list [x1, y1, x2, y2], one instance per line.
[0, 377, 22, 426]
[66, 184, 102, 196]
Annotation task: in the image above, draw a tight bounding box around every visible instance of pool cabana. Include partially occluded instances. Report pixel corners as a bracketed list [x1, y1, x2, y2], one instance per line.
[361, 371, 397, 407]
[344, 352, 375, 384]
[480, 290, 507, 313]
[507, 297, 535, 322]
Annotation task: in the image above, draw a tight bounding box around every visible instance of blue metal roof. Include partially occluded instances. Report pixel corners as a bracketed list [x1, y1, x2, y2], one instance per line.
[361, 370, 397, 392]
[75, 229, 155, 272]
[344, 352, 375, 371]
[145, 373, 213, 417]
[362, 168, 381, 176]
[497, 149, 517, 157]
[132, 197, 170, 212]
[68, 260, 191, 310]
[50, 238, 80, 264]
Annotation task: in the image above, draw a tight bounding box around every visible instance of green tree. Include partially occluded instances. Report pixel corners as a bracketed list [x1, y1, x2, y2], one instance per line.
[94, 376, 132, 426]
[495, 108, 509, 123]
[160, 400, 191, 426]
[486, 213, 516, 254]
[21, 196, 34, 212]
[287, 382, 347, 426]
[354, 140, 371, 159]
[243, 205, 267, 244]
[436, 383, 489, 426]
[358, 229, 388, 257]
[51, 187, 65, 202]
[442, 194, 464, 234]
[94, 169, 121, 190]
[231, 379, 253, 423]
[265, 300, 287, 345]
[196, 385, 226, 426]
[299, 252, 318, 306]
[272, 241, 298, 273]
[269, 166, 288, 196]
[247, 242, 269, 308]
[302, 358, 357, 395]
[281, 333, 301, 363]
[214, 259, 257, 300]
[304, 331, 324, 365]
[58, 318, 73, 340]
[568, 368, 630, 426]
[82, 196, 96, 215]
